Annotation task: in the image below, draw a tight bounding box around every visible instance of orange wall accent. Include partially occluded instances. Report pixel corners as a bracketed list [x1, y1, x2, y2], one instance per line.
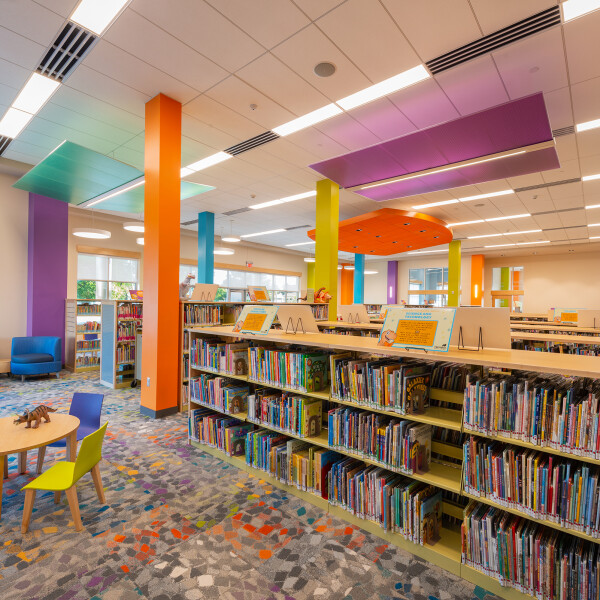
[340, 267, 354, 304]
[141, 94, 181, 417]
[470, 254, 484, 306]
[513, 269, 520, 290]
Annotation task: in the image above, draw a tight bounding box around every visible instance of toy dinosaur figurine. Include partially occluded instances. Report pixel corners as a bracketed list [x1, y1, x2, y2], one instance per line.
[13, 405, 57, 429]
[179, 273, 196, 299]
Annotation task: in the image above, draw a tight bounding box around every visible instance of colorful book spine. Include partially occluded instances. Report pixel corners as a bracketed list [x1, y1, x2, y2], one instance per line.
[183, 304, 221, 326]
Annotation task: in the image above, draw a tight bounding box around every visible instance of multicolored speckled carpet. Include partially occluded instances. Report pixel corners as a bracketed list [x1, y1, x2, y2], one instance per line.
[0, 371, 497, 600]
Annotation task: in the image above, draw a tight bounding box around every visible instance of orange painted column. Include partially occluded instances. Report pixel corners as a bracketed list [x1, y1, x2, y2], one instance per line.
[140, 94, 181, 418]
[340, 267, 354, 305]
[470, 254, 484, 306]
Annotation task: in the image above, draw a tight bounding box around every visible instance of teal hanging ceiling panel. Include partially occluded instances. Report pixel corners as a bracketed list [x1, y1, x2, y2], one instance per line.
[13, 141, 143, 204]
[97, 181, 215, 213]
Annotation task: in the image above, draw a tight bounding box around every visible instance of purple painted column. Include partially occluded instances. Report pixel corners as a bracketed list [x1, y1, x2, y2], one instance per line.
[27, 194, 68, 362]
[387, 261, 398, 303]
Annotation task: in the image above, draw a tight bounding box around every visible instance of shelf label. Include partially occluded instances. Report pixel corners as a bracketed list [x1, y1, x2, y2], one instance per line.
[378, 308, 456, 352]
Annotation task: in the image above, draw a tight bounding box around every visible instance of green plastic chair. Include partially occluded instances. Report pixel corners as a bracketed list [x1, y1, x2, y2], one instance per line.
[21, 422, 108, 533]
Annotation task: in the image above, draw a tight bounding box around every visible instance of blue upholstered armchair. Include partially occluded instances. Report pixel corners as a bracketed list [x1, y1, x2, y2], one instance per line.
[11, 337, 62, 381]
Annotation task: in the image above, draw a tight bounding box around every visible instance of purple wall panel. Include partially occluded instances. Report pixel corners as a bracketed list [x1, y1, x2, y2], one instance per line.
[387, 261, 398, 304]
[27, 193, 68, 361]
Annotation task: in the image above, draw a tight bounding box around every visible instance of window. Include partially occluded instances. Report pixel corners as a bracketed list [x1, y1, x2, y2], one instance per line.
[179, 264, 300, 302]
[77, 254, 139, 300]
[408, 267, 448, 307]
[491, 266, 524, 309]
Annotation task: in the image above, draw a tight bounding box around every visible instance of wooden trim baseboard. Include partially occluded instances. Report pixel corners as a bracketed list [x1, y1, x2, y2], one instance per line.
[77, 245, 142, 259]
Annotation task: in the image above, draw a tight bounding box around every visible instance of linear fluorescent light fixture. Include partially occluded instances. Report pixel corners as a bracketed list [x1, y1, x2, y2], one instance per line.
[303, 257, 315, 263]
[447, 219, 485, 227]
[186, 151, 232, 172]
[468, 233, 503, 239]
[0, 108, 34, 138]
[240, 228, 286, 238]
[505, 229, 542, 235]
[336, 65, 430, 111]
[83, 176, 145, 208]
[582, 173, 600, 182]
[70, 0, 129, 34]
[485, 243, 515, 248]
[272, 104, 342, 137]
[407, 249, 449, 255]
[518, 240, 550, 245]
[585, 203, 600, 209]
[285, 241, 316, 247]
[485, 213, 530, 222]
[576, 118, 600, 132]
[562, 0, 600, 22]
[412, 199, 459, 210]
[588, 222, 600, 227]
[12, 73, 60, 114]
[590, 236, 600, 239]
[364, 270, 378, 275]
[250, 190, 316, 210]
[180, 166, 194, 178]
[459, 190, 514, 202]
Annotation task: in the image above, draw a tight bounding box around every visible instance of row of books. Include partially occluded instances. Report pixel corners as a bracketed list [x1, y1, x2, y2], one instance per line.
[462, 501, 599, 599]
[430, 363, 469, 392]
[463, 436, 600, 538]
[77, 321, 100, 332]
[190, 339, 249, 375]
[76, 340, 100, 350]
[327, 407, 432, 475]
[189, 374, 249, 414]
[329, 355, 431, 414]
[248, 347, 328, 393]
[75, 354, 100, 367]
[76, 304, 101, 315]
[189, 408, 252, 457]
[247, 389, 322, 438]
[116, 344, 135, 363]
[117, 322, 137, 341]
[512, 340, 600, 355]
[117, 303, 142, 319]
[463, 378, 600, 459]
[320, 328, 379, 338]
[183, 304, 221, 326]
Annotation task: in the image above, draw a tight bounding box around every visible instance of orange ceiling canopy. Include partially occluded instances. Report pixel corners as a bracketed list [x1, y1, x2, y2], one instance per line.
[307, 208, 452, 256]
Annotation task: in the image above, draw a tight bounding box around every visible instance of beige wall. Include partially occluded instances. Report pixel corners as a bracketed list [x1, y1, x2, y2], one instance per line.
[483, 252, 600, 312]
[0, 173, 29, 356]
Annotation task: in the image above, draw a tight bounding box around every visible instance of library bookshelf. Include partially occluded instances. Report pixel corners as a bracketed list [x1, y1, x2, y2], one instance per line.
[99, 300, 142, 389]
[65, 299, 102, 373]
[184, 325, 600, 600]
[177, 301, 329, 411]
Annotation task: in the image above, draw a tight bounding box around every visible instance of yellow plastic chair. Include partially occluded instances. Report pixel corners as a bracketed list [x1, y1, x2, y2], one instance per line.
[21, 422, 108, 533]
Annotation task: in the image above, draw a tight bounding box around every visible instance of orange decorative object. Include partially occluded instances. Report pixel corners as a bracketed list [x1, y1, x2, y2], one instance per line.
[307, 208, 452, 255]
[314, 287, 331, 303]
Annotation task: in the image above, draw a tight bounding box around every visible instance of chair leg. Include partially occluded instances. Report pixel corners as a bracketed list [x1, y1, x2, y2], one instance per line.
[36, 447, 46, 474]
[65, 485, 83, 532]
[19, 451, 27, 474]
[55, 372, 59, 379]
[91, 463, 106, 504]
[21, 489, 36, 534]
[54, 491, 61, 504]
[3, 456, 7, 479]
[21, 375, 24, 382]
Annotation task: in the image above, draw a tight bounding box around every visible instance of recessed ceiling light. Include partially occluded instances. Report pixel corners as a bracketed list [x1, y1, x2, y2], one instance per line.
[403, 222, 411, 226]
[314, 62, 336, 77]
[222, 236, 241, 243]
[576, 118, 600, 132]
[590, 236, 600, 239]
[356, 229, 362, 231]
[240, 228, 286, 238]
[214, 246, 234, 255]
[518, 240, 550, 245]
[186, 152, 232, 172]
[72, 228, 111, 239]
[585, 203, 600, 209]
[123, 222, 144, 233]
[433, 236, 439, 239]
[419, 230, 426, 233]
[303, 257, 315, 263]
[83, 177, 145, 208]
[504, 229, 542, 236]
[459, 190, 514, 202]
[285, 241, 315, 247]
[344, 266, 355, 270]
[468, 233, 503, 239]
[364, 270, 378, 275]
[272, 103, 342, 136]
[336, 64, 430, 110]
[485, 213, 530, 222]
[0, 108, 34, 138]
[562, 0, 600, 22]
[412, 199, 459, 210]
[12, 73, 60, 114]
[249, 190, 316, 210]
[582, 173, 600, 182]
[136, 237, 144, 245]
[447, 219, 485, 227]
[588, 223, 600, 227]
[70, 0, 129, 35]
[485, 243, 515, 248]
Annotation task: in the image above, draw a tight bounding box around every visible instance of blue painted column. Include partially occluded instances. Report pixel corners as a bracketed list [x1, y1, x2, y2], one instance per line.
[353, 254, 365, 303]
[197, 211, 214, 284]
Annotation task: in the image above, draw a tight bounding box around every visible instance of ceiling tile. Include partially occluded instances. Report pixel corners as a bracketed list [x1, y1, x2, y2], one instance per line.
[284, 127, 350, 160]
[349, 98, 416, 141]
[382, 0, 481, 61]
[0, 25, 46, 71]
[130, 0, 264, 72]
[0, 0, 66, 46]
[468, 0, 557, 35]
[544, 228, 568, 240]
[317, 0, 421, 82]
[205, 76, 295, 130]
[32, 0, 79, 18]
[103, 9, 227, 93]
[554, 135, 578, 163]
[542, 86, 573, 130]
[565, 224, 588, 238]
[564, 9, 600, 84]
[571, 76, 600, 124]
[205, 0, 310, 49]
[237, 53, 331, 116]
[541, 158, 581, 183]
[435, 55, 509, 116]
[271, 24, 371, 102]
[508, 172, 546, 188]
[577, 129, 600, 159]
[534, 212, 563, 228]
[548, 180, 584, 202]
[492, 27, 568, 98]
[182, 115, 239, 152]
[315, 113, 381, 151]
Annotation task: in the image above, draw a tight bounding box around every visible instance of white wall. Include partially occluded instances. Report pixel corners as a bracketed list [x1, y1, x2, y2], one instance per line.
[363, 260, 387, 304]
[0, 173, 29, 356]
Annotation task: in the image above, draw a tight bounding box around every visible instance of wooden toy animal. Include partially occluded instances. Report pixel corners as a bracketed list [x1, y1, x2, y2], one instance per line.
[14, 405, 57, 429]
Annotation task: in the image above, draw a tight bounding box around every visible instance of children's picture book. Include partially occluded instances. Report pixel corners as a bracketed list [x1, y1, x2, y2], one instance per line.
[232, 305, 279, 334]
[378, 308, 456, 352]
[303, 354, 328, 392]
[409, 423, 431, 474]
[248, 286, 270, 302]
[404, 372, 431, 414]
[129, 290, 143, 300]
[419, 490, 442, 545]
[226, 424, 254, 456]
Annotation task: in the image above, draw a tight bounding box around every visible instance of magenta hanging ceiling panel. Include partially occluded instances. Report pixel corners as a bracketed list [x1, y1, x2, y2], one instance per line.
[309, 93, 559, 200]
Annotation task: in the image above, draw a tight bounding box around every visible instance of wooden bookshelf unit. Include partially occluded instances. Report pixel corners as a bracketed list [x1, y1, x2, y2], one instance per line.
[65, 299, 102, 373]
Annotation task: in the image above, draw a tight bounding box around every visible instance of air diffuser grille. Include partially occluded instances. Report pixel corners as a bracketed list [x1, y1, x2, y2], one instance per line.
[514, 177, 581, 192]
[0, 136, 12, 156]
[224, 131, 280, 156]
[552, 125, 575, 137]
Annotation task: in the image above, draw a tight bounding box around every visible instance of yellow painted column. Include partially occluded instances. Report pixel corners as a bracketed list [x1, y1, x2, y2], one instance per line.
[447, 240, 461, 307]
[315, 179, 339, 315]
[140, 94, 181, 418]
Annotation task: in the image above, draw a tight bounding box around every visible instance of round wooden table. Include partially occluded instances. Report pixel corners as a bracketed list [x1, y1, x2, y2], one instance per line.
[0, 413, 79, 519]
